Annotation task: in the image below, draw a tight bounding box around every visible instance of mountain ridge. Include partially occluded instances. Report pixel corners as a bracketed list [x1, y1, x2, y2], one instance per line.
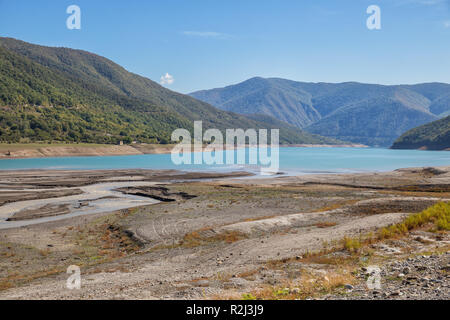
[191, 77, 450, 146]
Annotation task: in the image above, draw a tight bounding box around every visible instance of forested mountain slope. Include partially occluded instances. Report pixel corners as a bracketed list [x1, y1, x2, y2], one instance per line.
[391, 116, 450, 150]
[0, 38, 339, 145]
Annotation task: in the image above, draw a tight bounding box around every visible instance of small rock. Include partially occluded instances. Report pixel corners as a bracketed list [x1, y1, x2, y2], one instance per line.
[344, 284, 354, 290]
[441, 265, 450, 272]
[416, 266, 427, 271]
[290, 288, 301, 294]
[390, 291, 403, 296]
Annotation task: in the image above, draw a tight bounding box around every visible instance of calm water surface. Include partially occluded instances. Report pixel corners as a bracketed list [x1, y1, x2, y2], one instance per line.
[0, 147, 449, 174]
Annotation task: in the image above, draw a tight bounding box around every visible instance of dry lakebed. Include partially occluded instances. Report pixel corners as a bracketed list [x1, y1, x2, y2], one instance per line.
[0, 167, 448, 300]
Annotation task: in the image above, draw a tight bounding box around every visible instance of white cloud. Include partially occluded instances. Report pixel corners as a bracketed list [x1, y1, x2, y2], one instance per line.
[445, 20, 450, 27]
[182, 31, 232, 39]
[160, 73, 174, 85]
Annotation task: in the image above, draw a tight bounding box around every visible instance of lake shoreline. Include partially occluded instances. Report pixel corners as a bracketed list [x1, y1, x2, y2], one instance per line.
[0, 143, 368, 160]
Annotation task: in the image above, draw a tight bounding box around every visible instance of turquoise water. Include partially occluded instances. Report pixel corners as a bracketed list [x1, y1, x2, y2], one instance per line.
[0, 147, 448, 174]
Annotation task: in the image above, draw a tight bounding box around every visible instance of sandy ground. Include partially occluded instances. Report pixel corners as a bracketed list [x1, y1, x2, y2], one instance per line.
[0, 167, 448, 300]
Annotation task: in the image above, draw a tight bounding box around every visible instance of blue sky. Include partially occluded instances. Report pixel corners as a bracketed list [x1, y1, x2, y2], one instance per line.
[1, 0, 449, 93]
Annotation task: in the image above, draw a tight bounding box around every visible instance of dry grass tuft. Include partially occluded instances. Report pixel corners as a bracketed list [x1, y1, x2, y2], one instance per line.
[315, 221, 337, 228]
[239, 269, 354, 300]
[237, 269, 259, 280]
[244, 216, 276, 222]
[313, 200, 359, 213]
[334, 202, 450, 254]
[342, 236, 362, 252]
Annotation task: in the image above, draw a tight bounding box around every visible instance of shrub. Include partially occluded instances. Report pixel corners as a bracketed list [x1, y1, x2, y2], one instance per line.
[342, 236, 361, 252]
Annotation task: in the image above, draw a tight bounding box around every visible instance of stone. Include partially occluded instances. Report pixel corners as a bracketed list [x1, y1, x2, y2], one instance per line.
[416, 266, 427, 271]
[344, 284, 354, 290]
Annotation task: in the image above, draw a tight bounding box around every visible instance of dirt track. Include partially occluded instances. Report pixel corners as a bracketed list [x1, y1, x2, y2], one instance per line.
[0, 167, 448, 299]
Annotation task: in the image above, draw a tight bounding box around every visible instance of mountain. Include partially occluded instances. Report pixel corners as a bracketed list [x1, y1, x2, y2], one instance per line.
[306, 87, 437, 146]
[243, 113, 343, 145]
[391, 115, 450, 150]
[191, 77, 450, 146]
[191, 77, 321, 128]
[429, 94, 450, 117]
[0, 38, 339, 145]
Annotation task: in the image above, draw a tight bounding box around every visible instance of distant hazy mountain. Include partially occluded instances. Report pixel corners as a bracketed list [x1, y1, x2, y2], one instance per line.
[0, 38, 340, 145]
[191, 77, 450, 146]
[391, 115, 450, 150]
[429, 94, 450, 117]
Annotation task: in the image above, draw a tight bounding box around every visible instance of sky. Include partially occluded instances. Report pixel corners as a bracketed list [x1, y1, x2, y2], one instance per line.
[0, 0, 449, 93]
